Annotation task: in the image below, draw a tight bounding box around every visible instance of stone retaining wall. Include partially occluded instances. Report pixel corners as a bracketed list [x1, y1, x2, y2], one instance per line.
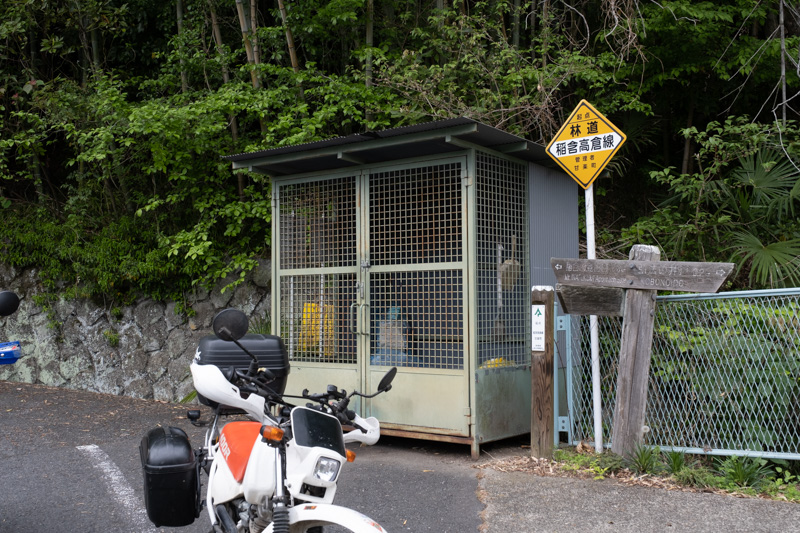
[0, 262, 272, 402]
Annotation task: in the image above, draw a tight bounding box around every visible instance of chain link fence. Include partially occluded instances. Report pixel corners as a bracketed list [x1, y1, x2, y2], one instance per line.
[568, 288, 800, 459]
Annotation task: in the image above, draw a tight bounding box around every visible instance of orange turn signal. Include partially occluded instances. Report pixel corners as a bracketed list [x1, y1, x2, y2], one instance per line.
[261, 425, 285, 443]
[346, 449, 356, 463]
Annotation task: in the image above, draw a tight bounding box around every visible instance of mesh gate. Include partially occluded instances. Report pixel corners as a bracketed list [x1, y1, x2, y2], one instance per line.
[278, 176, 358, 364]
[368, 162, 465, 369]
[568, 289, 800, 459]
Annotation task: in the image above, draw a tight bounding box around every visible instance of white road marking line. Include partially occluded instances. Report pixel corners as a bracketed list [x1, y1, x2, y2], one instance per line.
[76, 444, 155, 532]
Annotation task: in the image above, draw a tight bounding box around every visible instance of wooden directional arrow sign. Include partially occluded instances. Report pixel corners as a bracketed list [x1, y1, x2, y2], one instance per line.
[545, 100, 626, 189]
[551, 258, 734, 293]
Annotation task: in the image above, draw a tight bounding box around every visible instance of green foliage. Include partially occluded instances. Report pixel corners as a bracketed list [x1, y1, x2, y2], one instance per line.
[249, 313, 272, 335]
[180, 390, 198, 404]
[553, 448, 624, 480]
[1, 0, 799, 303]
[103, 328, 120, 347]
[375, 7, 649, 144]
[621, 118, 800, 288]
[663, 450, 687, 474]
[715, 456, 773, 489]
[767, 460, 797, 491]
[552, 446, 800, 501]
[626, 443, 662, 475]
[673, 464, 724, 489]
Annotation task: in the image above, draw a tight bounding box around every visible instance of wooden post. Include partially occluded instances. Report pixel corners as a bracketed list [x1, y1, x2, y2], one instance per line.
[531, 286, 554, 459]
[610, 245, 660, 457]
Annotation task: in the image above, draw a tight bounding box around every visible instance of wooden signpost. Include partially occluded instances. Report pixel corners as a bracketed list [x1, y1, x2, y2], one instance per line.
[531, 286, 555, 459]
[551, 245, 734, 457]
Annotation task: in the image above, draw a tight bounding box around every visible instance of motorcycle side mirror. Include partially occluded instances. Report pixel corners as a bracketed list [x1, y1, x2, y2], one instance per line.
[377, 367, 397, 393]
[212, 309, 249, 342]
[0, 291, 20, 317]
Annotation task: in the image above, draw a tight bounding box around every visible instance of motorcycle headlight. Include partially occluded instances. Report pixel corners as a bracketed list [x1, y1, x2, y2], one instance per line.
[313, 457, 341, 482]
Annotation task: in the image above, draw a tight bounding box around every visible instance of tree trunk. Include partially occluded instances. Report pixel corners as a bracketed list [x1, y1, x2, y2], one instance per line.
[277, 0, 304, 101]
[541, 0, 549, 68]
[90, 27, 101, 72]
[235, 0, 261, 89]
[366, 0, 374, 88]
[176, 0, 188, 93]
[78, 16, 92, 85]
[250, 0, 260, 66]
[234, 0, 266, 133]
[779, 0, 786, 126]
[277, 0, 300, 74]
[107, 139, 134, 214]
[681, 98, 695, 175]
[365, 0, 374, 124]
[29, 30, 38, 79]
[208, 2, 235, 100]
[208, 0, 243, 197]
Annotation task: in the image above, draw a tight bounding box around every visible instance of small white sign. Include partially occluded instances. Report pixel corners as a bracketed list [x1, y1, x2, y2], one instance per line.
[531, 304, 545, 351]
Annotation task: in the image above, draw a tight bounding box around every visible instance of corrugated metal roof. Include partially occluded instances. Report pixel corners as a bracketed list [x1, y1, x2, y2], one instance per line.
[224, 118, 553, 176]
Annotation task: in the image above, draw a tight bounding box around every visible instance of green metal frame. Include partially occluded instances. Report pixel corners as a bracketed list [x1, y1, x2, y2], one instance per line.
[269, 139, 537, 457]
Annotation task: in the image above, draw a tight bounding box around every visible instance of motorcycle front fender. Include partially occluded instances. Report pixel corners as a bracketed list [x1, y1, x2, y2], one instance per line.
[264, 504, 388, 533]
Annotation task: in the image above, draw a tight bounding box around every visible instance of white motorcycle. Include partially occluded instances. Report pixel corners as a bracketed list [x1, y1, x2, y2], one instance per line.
[140, 308, 395, 533]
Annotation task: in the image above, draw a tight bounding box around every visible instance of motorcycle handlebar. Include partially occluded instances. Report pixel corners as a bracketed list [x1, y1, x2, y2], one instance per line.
[233, 368, 281, 401]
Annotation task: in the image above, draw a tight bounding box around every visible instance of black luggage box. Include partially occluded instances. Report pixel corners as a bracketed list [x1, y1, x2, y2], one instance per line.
[140, 427, 199, 527]
[196, 334, 290, 409]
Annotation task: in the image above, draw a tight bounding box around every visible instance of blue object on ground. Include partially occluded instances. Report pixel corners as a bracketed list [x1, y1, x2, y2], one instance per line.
[0, 340, 21, 365]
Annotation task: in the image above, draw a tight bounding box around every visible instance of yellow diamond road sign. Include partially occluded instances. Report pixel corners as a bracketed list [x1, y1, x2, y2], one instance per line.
[546, 100, 626, 189]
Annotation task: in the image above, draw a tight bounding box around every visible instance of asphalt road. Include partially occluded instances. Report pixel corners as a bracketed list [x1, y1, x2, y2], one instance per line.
[4, 380, 800, 533]
[0, 380, 488, 533]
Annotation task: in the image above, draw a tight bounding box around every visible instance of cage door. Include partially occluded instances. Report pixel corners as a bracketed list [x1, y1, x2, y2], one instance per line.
[276, 174, 362, 396]
[365, 158, 472, 437]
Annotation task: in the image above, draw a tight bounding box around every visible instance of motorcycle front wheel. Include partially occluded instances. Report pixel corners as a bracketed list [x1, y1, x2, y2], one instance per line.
[264, 504, 387, 533]
[290, 524, 355, 532]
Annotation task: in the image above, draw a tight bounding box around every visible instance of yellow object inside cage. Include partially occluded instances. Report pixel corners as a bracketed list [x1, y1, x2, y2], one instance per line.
[298, 302, 335, 358]
[480, 357, 512, 369]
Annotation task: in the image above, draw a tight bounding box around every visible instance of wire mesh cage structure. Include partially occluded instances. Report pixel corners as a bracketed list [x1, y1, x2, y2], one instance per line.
[567, 288, 800, 460]
[226, 119, 579, 456]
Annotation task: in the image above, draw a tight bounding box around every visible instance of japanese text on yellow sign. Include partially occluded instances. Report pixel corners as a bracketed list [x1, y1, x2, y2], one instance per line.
[545, 100, 626, 189]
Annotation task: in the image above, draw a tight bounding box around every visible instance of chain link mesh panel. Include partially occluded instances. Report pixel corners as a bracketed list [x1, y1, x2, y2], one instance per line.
[369, 163, 464, 369]
[569, 290, 800, 458]
[476, 153, 529, 368]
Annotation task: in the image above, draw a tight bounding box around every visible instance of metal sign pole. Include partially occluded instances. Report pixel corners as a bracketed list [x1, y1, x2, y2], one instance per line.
[585, 184, 603, 453]
[544, 99, 627, 455]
